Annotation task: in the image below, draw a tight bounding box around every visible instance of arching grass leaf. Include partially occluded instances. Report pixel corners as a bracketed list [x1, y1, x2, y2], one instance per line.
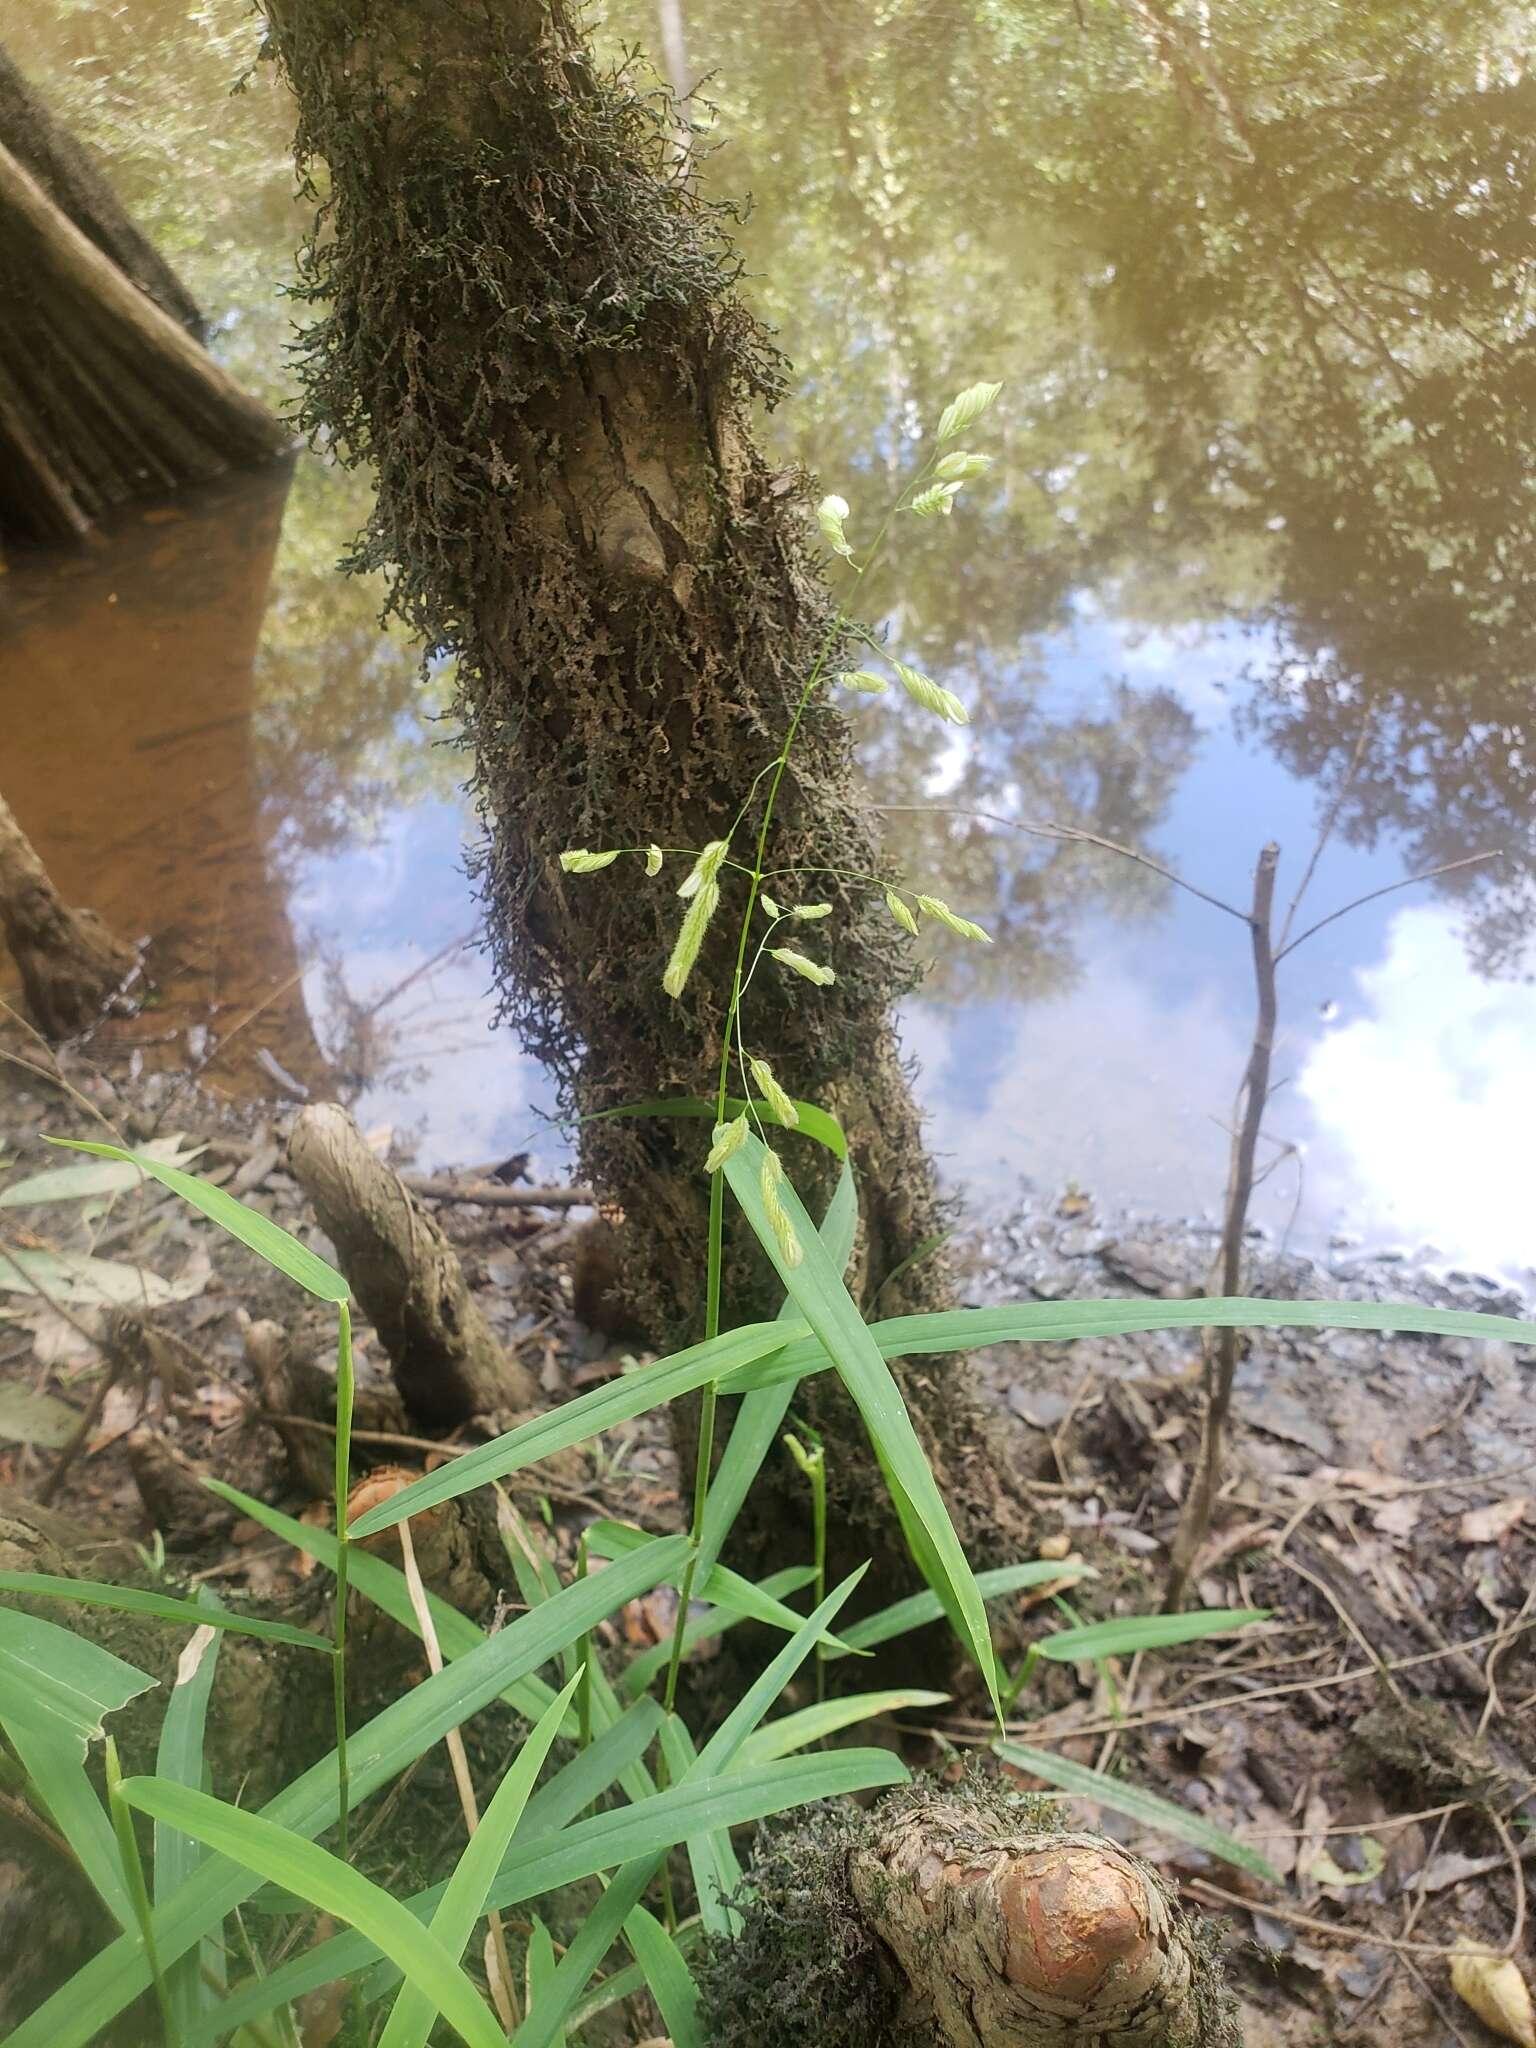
[0, 1607, 155, 1760]
[1035, 1608, 1268, 1663]
[377, 1670, 582, 2048]
[625, 1905, 701, 2048]
[347, 1321, 800, 1538]
[120, 1780, 507, 2048]
[723, 1132, 1001, 1717]
[44, 1139, 348, 1302]
[0, 1572, 330, 1652]
[996, 1739, 1280, 1884]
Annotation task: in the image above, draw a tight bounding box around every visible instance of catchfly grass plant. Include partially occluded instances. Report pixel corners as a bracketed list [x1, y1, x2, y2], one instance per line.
[2, 382, 1534, 2047]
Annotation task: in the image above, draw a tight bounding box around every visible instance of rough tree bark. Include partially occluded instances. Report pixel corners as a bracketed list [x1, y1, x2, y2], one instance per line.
[261, 0, 1031, 1624]
[0, 792, 135, 1037]
[287, 1102, 540, 1423]
[0, 45, 202, 331]
[0, 130, 286, 546]
[699, 1780, 1240, 2048]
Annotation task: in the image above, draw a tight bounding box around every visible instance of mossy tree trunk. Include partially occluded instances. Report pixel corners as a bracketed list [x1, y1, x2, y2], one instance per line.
[0, 113, 286, 547]
[261, 0, 1029, 1631]
[0, 792, 135, 1037]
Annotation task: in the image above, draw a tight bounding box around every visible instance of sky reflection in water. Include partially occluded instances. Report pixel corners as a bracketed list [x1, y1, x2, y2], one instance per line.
[3, 0, 1533, 1280]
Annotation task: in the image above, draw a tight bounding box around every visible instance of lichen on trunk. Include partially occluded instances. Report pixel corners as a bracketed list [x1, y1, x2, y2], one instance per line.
[260, 0, 1029, 1634]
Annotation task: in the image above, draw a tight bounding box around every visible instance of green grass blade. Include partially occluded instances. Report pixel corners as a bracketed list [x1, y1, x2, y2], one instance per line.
[518, 1698, 663, 1835]
[723, 1133, 1001, 1716]
[525, 1918, 566, 2048]
[0, 1607, 156, 1759]
[723, 1296, 1536, 1395]
[278, 1705, 667, 2022]
[378, 1670, 582, 2048]
[658, 1715, 741, 1937]
[500, 1750, 905, 2048]
[1036, 1608, 1269, 1662]
[584, 1521, 852, 1654]
[103, 1739, 175, 2044]
[696, 1160, 858, 1583]
[489, 1751, 908, 1912]
[348, 1320, 801, 1538]
[154, 1605, 224, 2033]
[996, 1740, 1281, 1883]
[197, 1751, 907, 2045]
[122, 1779, 506, 2048]
[625, 1904, 702, 2048]
[619, 1567, 816, 1699]
[569, 1929, 702, 2029]
[7, 1534, 692, 2048]
[3, 1724, 132, 1928]
[651, 1572, 869, 1939]
[212, 1484, 664, 1813]
[697, 1570, 863, 1772]
[834, 1560, 1094, 1657]
[44, 1139, 349, 1302]
[206, 1481, 564, 1725]
[0, 1136, 202, 1206]
[513, 1860, 648, 2048]
[738, 1688, 950, 1763]
[0, 1572, 330, 1651]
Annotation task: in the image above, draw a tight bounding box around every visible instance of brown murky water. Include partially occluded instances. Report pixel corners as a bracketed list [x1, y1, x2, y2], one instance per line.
[4, 0, 1535, 1276]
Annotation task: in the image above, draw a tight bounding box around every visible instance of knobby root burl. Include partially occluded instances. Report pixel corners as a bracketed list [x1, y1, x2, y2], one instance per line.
[699, 1778, 1239, 2048]
[854, 1797, 1238, 2046]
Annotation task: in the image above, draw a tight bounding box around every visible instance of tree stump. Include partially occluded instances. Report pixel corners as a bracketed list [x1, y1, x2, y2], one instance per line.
[0, 792, 135, 1037]
[286, 1102, 540, 1425]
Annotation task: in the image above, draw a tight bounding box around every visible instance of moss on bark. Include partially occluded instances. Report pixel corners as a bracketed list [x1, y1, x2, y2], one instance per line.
[259, 0, 1031, 1637]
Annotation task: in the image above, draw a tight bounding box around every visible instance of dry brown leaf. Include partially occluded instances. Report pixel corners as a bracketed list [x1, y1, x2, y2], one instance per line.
[1458, 1498, 1531, 1545]
[1449, 1937, 1536, 2047]
[1371, 1496, 1422, 1539]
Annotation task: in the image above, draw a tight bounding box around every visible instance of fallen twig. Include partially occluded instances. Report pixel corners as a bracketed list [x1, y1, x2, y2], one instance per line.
[1184, 1878, 1505, 1961]
[401, 1175, 593, 1209]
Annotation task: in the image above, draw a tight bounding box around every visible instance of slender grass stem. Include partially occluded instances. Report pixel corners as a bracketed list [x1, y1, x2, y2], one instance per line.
[105, 1736, 178, 2047]
[331, 1300, 354, 1861]
[576, 1532, 593, 1751]
[655, 453, 938, 1717]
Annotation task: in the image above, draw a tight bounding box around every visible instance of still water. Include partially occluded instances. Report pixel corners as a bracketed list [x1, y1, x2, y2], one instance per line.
[4, 1, 1535, 1276]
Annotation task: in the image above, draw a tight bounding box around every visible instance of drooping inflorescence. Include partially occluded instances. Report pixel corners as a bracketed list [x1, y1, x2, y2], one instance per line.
[558, 377, 1003, 1193]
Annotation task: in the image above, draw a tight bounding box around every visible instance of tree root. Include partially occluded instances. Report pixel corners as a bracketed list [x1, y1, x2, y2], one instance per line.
[698, 1773, 1238, 2048]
